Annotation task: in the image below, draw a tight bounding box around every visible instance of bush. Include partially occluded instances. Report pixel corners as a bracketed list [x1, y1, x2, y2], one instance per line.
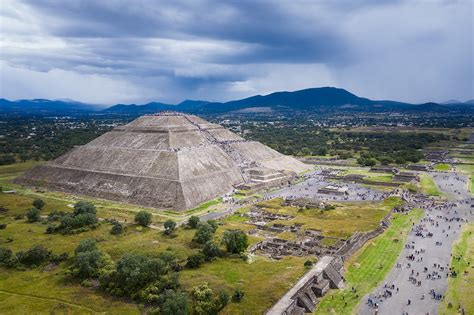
[101, 253, 171, 297]
[202, 241, 222, 261]
[0, 223, 7, 229]
[193, 222, 215, 244]
[16, 245, 52, 267]
[304, 260, 313, 267]
[161, 289, 188, 315]
[207, 220, 218, 233]
[49, 203, 98, 234]
[188, 216, 200, 228]
[110, 222, 124, 235]
[73, 201, 96, 216]
[47, 210, 67, 222]
[233, 289, 245, 302]
[32, 198, 45, 210]
[135, 211, 152, 227]
[221, 229, 249, 254]
[186, 253, 205, 268]
[26, 208, 41, 223]
[191, 283, 228, 314]
[0, 247, 12, 266]
[69, 239, 113, 280]
[164, 219, 176, 236]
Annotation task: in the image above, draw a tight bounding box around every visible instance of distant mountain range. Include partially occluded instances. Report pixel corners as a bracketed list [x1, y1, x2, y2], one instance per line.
[1, 87, 473, 115]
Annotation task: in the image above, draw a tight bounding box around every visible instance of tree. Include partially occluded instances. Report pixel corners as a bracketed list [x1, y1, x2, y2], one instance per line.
[188, 216, 200, 228]
[0, 247, 12, 266]
[207, 220, 218, 233]
[73, 201, 96, 216]
[110, 222, 124, 235]
[16, 245, 52, 266]
[202, 241, 222, 261]
[135, 210, 152, 227]
[221, 229, 248, 254]
[193, 222, 215, 244]
[164, 219, 176, 236]
[191, 283, 216, 315]
[26, 208, 41, 223]
[186, 253, 205, 268]
[32, 198, 45, 210]
[70, 239, 112, 279]
[75, 238, 98, 255]
[191, 283, 228, 314]
[161, 290, 188, 315]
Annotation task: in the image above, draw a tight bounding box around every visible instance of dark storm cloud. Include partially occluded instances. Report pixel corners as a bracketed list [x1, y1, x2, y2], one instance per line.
[0, 0, 472, 104]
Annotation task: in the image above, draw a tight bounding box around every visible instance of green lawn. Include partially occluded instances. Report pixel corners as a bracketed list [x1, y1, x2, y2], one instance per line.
[253, 197, 403, 239]
[439, 222, 474, 315]
[314, 208, 424, 315]
[434, 163, 450, 171]
[420, 174, 442, 196]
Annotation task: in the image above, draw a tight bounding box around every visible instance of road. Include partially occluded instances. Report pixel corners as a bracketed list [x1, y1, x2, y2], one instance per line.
[359, 172, 473, 315]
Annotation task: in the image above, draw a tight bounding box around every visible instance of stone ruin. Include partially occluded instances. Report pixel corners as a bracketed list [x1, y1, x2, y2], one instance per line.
[15, 112, 309, 211]
[282, 197, 329, 210]
[267, 256, 345, 315]
[317, 184, 348, 196]
[244, 206, 344, 259]
[392, 172, 418, 183]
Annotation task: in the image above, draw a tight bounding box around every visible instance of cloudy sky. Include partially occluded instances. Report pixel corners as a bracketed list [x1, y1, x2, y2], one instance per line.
[0, 0, 472, 105]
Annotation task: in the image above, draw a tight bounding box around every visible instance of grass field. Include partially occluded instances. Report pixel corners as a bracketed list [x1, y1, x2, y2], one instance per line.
[314, 208, 424, 315]
[419, 174, 442, 196]
[0, 162, 410, 314]
[439, 222, 474, 315]
[434, 163, 450, 171]
[249, 197, 402, 239]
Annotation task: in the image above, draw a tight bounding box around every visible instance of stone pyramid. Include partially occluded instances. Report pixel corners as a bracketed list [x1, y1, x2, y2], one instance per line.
[17, 112, 309, 210]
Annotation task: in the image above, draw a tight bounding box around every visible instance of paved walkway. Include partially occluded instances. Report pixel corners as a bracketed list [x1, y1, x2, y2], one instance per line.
[359, 172, 473, 315]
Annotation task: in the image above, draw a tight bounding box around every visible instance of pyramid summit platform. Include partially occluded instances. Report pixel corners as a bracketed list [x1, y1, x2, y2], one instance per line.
[16, 112, 309, 210]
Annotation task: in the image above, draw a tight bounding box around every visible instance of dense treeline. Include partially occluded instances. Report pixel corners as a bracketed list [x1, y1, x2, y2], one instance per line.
[0, 116, 123, 164]
[246, 124, 449, 164]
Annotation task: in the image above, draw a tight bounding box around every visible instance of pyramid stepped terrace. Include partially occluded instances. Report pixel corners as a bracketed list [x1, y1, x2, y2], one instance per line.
[16, 112, 309, 210]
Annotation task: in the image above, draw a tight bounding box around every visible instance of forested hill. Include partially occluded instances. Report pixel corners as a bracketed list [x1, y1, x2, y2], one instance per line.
[2, 87, 472, 115]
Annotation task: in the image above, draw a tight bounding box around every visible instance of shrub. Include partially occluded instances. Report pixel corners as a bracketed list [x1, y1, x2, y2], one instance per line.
[0, 223, 7, 229]
[193, 222, 215, 244]
[304, 260, 313, 267]
[0, 247, 12, 266]
[191, 283, 228, 314]
[16, 245, 52, 267]
[47, 210, 67, 222]
[32, 198, 45, 210]
[70, 239, 112, 280]
[163, 219, 176, 236]
[233, 289, 245, 302]
[110, 222, 124, 235]
[73, 201, 96, 216]
[187, 216, 200, 228]
[202, 241, 222, 261]
[186, 253, 205, 269]
[161, 289, 188, 315]
[26, 208, 41, 223]
[135, 211, 152, 227]
[207, 220, 218, 233]
[221, 229, 248, 254]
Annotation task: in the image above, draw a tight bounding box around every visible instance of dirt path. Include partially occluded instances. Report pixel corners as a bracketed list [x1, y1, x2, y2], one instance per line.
[0, 289, 100, 313]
